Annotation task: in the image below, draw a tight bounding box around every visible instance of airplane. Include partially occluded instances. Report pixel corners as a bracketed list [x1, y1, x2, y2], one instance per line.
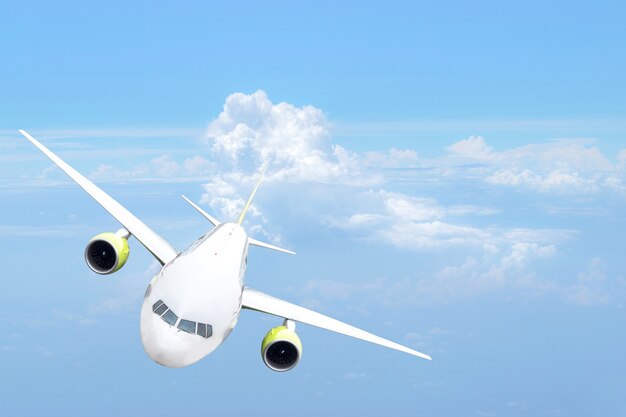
[18, 129, 432, 371]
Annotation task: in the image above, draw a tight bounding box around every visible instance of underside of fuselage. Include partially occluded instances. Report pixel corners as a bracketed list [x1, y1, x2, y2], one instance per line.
[140, 223, 248, 368]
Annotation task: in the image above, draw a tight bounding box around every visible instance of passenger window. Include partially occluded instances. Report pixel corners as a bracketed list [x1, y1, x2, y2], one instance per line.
[197, 323, 207, 338]
[178, 319, 196, 334]
[161, 309, 178, 326]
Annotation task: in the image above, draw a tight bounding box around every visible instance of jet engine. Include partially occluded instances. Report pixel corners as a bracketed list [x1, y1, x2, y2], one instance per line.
[261, 320, 302, 372]
[84, 229, 130, 274]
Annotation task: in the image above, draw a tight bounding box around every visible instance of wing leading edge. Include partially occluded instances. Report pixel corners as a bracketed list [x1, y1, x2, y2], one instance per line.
[19, 130, 178, 265]
[241, 287, 432, 361]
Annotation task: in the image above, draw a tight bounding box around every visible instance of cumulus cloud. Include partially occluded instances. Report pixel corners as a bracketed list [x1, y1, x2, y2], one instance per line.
[205, 90, 374, 185]
[199, 90, 381, 237]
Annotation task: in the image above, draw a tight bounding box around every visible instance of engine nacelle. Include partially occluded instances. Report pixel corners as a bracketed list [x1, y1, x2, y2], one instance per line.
[261, 322, 302, 372]
[84, 231, 130, 275]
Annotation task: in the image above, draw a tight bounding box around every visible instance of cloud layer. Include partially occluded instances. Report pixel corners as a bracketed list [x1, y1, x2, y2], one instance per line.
[195, 91, 624, 306]
[9, 91, 623, 307]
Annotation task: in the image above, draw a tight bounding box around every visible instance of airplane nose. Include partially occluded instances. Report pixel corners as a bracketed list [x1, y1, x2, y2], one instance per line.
[140, 305, 201, 368]
[141, 317, 187, 367]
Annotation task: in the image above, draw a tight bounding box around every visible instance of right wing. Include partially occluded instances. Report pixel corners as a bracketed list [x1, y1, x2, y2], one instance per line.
[20, 130, 178, 265]
[242, 287, 431, 360]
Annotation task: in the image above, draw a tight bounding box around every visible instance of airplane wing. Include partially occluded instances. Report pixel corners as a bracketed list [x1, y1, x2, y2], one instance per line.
[241, 287, 432, 360]
[19, 130, 178, 265]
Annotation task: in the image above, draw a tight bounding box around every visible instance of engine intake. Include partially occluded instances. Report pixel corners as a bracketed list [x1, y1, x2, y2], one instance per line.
[261, 321, 302, 372]
[85, 231, 130, 274]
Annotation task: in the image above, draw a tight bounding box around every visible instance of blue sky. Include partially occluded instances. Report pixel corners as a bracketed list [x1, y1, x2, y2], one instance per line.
[1, 1, 625, 416]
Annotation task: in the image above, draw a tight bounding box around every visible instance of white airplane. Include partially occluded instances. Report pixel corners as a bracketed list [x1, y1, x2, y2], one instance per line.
[19, 129, 432, 371]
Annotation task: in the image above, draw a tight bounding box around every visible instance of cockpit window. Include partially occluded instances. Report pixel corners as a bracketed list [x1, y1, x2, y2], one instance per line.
[162, 309, 178, 326]
[152, 300, 212, 337]
[155, 304, 168, 316]
[178, 319, 196, 334]
[153, 300, 169, 316]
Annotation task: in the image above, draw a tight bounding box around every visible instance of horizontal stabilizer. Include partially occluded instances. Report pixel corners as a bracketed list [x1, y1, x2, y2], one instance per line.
[248, 238, 295, 255]
[241, 287, 431, 361]
[181, 195, 221, 227]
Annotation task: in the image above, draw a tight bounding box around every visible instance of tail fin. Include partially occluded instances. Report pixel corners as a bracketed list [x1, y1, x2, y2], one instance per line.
[237, 164, 268, 225]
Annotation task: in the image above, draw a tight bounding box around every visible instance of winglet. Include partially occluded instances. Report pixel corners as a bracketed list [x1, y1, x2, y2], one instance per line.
[237, 164, 268, 225]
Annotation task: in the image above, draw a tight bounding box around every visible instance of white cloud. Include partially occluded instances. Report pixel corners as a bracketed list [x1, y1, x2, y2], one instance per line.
[376, 221, 489, 249]
[442, 137, 622, 193]
[205, 90, 374, 186]
[446, 136, 492, 159]
[199, 90, 381, 238]
[328, 189, 572, 252]
[486, 169, 596, 191]
[382, 193, 444, 221]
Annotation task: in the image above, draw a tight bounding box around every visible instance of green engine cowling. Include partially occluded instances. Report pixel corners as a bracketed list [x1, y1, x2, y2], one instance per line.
[84, 232, 130, 275]
[261, 323, 302, 372]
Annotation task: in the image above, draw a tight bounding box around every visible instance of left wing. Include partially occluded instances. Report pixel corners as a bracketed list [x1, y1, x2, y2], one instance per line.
[241, 287, 432, 360]
[19, 130, 178, 265]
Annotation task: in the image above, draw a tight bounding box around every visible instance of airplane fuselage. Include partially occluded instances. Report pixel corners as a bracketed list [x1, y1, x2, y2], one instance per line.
[140, 223, 248, 367]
